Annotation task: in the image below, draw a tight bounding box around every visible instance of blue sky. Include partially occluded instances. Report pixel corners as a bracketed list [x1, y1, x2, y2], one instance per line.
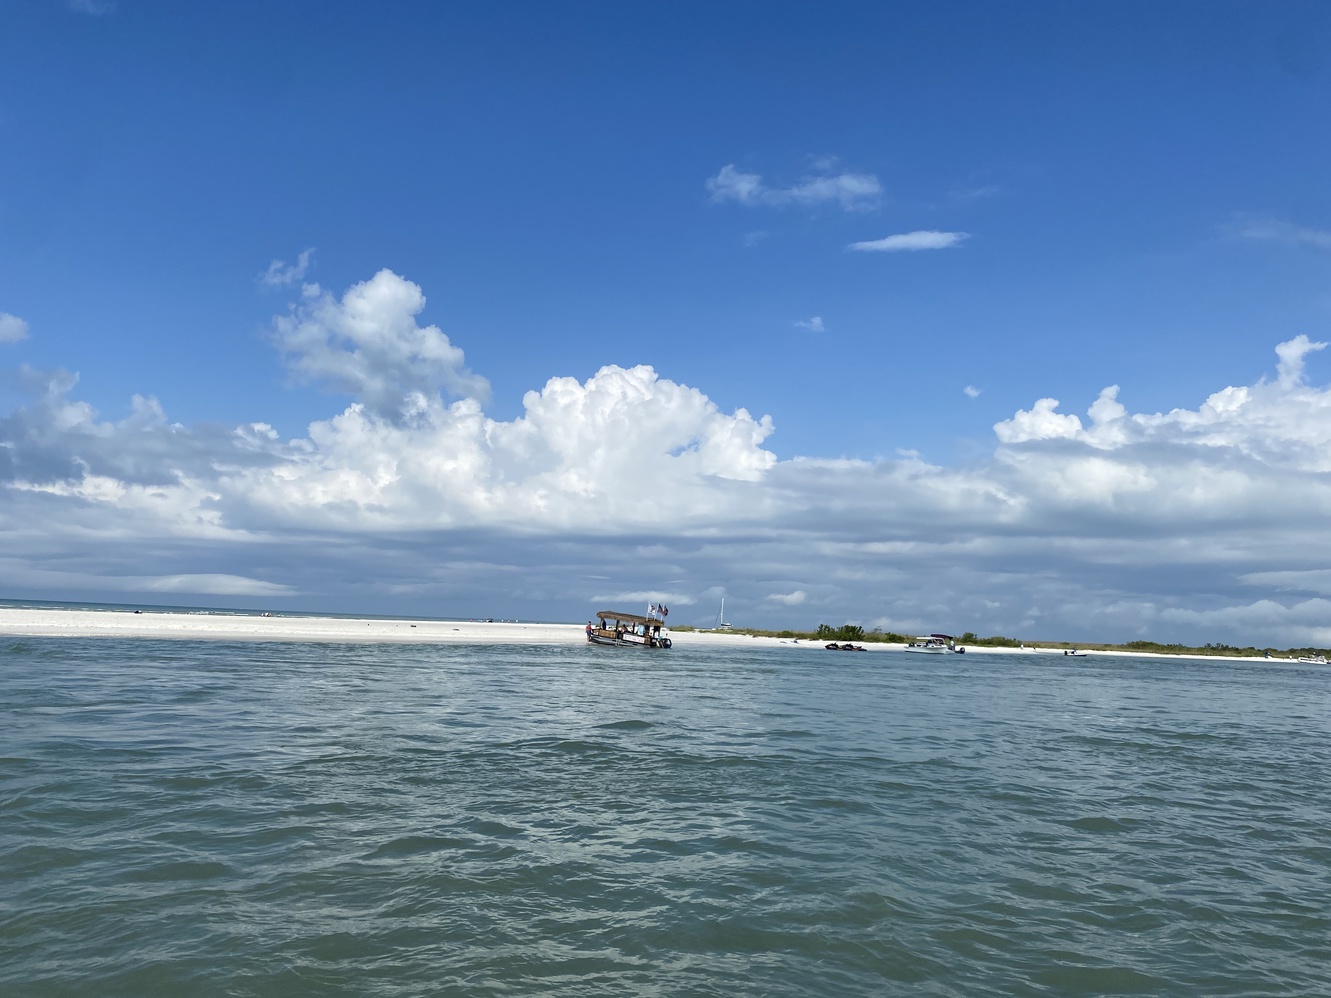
[3, 1, 1331, 645]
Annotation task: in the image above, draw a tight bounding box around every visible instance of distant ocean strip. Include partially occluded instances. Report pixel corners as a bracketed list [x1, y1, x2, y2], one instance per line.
[0, 598, 540, 625]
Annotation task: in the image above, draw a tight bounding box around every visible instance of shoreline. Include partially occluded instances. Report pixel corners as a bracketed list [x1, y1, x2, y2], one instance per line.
[0, 607, 1298, 662]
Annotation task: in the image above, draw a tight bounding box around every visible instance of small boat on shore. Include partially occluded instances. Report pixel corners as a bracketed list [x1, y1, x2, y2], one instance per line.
[1063, 649, 1088, 657]
[1296, 653, 1327, 665]
[904, 634, 965, 654]
[586, 610, 672, 649]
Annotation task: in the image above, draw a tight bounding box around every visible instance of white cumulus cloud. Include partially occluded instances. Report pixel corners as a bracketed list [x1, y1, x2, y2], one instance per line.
[232, 359, 777, 533]
[271, 269, 490, 419]
[1275, 334, 1326, 388]
[795, 316, 825, 333]
[994, 397, 1084, 443]
[0, 313, 29, 344]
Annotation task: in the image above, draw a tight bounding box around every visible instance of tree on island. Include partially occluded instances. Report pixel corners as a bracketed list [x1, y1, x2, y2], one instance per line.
[817, 623, 865, 642]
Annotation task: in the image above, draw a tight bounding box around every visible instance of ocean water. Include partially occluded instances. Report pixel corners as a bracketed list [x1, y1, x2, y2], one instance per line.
[2, 639, 1329, 997]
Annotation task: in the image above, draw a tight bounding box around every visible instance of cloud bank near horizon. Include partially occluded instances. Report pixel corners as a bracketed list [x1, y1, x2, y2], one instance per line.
[2, 269, 1330, 647]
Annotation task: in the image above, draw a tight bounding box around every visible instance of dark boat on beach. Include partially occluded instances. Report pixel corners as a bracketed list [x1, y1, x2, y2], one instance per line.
[587, 610, 672, 649]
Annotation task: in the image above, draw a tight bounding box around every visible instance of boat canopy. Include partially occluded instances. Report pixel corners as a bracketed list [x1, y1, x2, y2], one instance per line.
[595, 610, 662, 626]
[930, 633, 955, 641]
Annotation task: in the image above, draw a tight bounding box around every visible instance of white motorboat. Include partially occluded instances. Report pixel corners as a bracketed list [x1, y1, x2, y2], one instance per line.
[904, 634, 965, 654]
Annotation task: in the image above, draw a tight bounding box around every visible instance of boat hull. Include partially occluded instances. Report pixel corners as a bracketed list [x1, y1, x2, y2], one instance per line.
[587, 632, 671, 649]
[588, 633, 632, 647]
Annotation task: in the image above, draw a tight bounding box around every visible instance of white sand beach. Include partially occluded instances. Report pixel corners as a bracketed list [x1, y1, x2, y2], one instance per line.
[0, 608, 582, 644]
[0, 608, 802, 648]
[0, 608, 1286, 662]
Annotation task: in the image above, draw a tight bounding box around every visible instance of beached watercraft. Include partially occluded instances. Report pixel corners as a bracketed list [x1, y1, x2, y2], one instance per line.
[904, 634, 965, 654]
[1296, 654, 1327, 665]
[705, 597, 732, 630]
[587, 610, 672, 649]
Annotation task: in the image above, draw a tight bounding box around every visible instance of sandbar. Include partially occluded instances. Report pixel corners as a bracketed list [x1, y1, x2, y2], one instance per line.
[0, 608, 801, 648]
[0, 608, 1285, 661]
[0, 608, 582, 644]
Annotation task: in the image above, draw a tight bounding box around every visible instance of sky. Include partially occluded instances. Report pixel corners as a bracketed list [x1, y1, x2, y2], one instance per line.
[3, 0, 1331, 646]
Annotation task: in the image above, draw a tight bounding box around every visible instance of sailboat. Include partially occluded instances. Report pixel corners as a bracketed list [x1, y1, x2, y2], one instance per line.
[711, 597, 732, 630]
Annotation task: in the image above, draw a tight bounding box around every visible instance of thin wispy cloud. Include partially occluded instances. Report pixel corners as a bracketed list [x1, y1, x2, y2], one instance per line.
[0, 313, 29, 344]
[952, 185, 1001, 200]
[964, 385, 981, 398]
[144, 574, 296, 597]
[707, 164, 882, 212]
[1234, 216, 1331, 250]
[68, 0, 115, 13]
[260, 248, 315, 287]
[850, 231, 969, 252]
[594, 591, 696, 606]
[767, 590, 807, 605]
[795, 316, 825, 333]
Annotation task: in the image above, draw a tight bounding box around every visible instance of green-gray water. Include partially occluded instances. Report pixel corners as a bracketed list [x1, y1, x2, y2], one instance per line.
[3, 639, 1329, 996]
